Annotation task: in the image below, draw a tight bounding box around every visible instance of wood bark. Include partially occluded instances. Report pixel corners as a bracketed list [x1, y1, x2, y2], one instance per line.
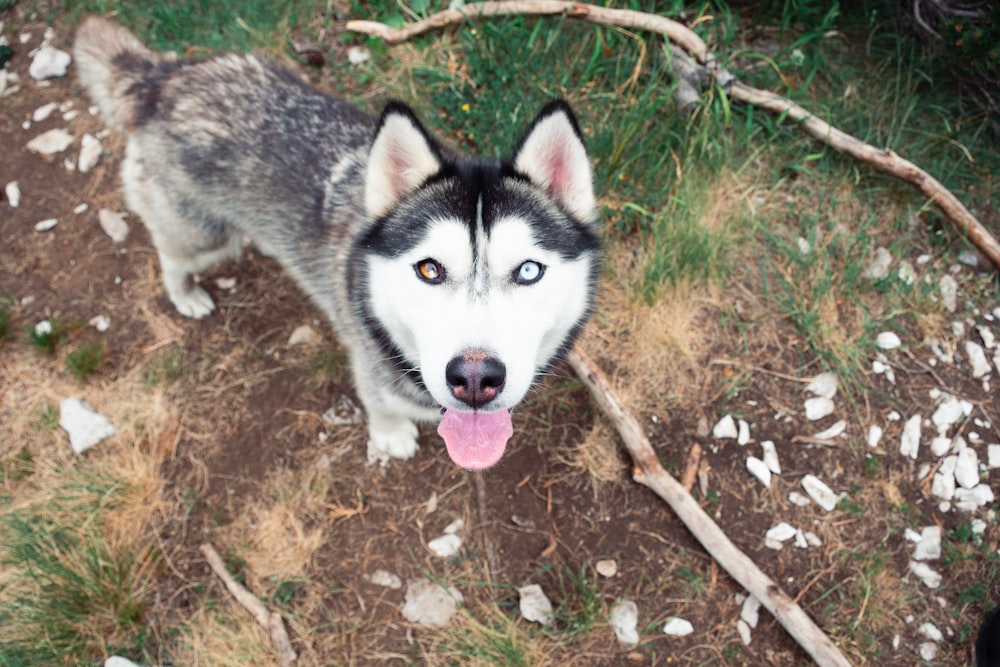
[566, 346, 852, 667]
[346, 0, 1000, 271]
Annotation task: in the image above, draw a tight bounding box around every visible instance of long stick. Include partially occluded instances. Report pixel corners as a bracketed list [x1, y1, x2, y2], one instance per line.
[200, 542, 297, 666]
[566, 346, 852, 667]
[346, 1, 1000, 271]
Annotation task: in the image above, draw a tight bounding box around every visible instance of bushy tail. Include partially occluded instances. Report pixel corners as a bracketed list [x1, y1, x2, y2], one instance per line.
[73, 16, 160, 132]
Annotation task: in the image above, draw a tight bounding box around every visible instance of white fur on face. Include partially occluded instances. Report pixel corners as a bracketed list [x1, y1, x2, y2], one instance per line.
[366, 217, 593, 411]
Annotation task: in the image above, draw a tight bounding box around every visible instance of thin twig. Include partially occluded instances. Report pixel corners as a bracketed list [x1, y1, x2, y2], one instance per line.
[200, 542, 297, 666]
[566, 346, 852, 667]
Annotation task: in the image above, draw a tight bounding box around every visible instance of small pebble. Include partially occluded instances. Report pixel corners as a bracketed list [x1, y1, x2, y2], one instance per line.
[760, 440, 781, 474]
[801, 474, 840, 511]
[595, 559, 618, 578]
[5, 181, 20, 207]
[899, 414, 921, 459]
[805, 371, 838, 398]
[609, 600, 639, 645]
[746, 456, 771, 487]
[713, 415, 738, 439]
[909, 561, 942, 589]
[662, 617, 694, 637]
[34, 218, 58, 232]
[804, 397, 834, 421]
[866, 424, 883, 448]
[518, 584, 554, 626]
[876, 331, 902, 350]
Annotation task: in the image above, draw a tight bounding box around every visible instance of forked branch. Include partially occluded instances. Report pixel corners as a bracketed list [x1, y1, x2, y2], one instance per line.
[346, 0, 1000, 271]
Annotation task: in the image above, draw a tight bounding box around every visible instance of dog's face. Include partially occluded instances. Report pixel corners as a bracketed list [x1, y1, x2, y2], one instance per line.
[359, 102, 600, 469]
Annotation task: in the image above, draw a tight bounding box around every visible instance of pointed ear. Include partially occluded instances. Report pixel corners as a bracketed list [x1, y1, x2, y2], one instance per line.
[365, 102, 443, 219]
[513, 101, 597, 223]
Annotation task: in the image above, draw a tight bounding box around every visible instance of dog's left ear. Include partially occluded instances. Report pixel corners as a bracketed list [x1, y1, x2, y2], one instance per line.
[366, 102, 443, 219]
[513, 101, 597, 223]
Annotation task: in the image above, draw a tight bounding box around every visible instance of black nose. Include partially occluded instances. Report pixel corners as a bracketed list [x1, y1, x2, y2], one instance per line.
[446, 352, 506, 408]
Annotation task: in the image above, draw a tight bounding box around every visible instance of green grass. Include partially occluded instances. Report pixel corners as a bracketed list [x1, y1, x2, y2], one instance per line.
[66, 340, 104, 382]
[0, 303, 12, 344]
[0, 469, 157, 665]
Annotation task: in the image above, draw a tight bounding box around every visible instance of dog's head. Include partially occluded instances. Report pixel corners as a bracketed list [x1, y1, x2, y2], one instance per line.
[360, 101, 599, 469]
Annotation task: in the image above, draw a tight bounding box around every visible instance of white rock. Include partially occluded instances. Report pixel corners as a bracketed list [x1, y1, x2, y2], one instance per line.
[518, 584, 554, 626]
[955, 448, 980, 489]
[97, 209, 129, 243]
[59, 398, 117, 453]
[876, 331, 901, 350]
[737, 419, 750, 445]
[955, 484, 994, 511]
[663, 617, 694, 637]
[401, 578, 462, 626]
[794, 529, 809, 548]
[966, 341, 992, 378]
[989, 444, 1000, 468]
[863, 246, 892, 279]
[63, 158, 76, 172]
[929, 436, 953, 457]
[609, 600, 639, 645]
[804, 397, 834, 421]
[892, 634, 901, 650]
[427, 533, 462, 558]
[288, 324, 320, 346]
[26, 127, 74, 154]
[32, 101, 58, 121]
[34, 218, 58, 232]
[909, 561, 942, 588]
[766, 522, 797, 542]
[931, 456, 957, 500]
[595, 559, 618, 578]
[737, 618, 752, 645]
[900, 415, 921, 459]
[814, 420, 846, 440]
[740, 595, 761, 628]
[919, 642, 938, 661]
[760, 440, 781, 474]
[804, 531, 822, 547]
[105, 658, 144, 667]
[713, 415, 738, 439]
[88, 315, 110, 332]
[347, 45, 371, 65]
[5, 181, 20, 207]
[939, 274, 958, 313]
[444, 518, 463, 534]
[801, 475, 840, 511]
[918, 622, 943, 642]
[958, 249, 981, 267]
[29, 46, 72, 80]
[363, 569, 402, 589]
[932, 395, 971, 431]
[73, 203, 88, 214]
[788, 491, 811, 507]
[867, 424, 883, 448]
[912, 526, 941, 561]
[78, 134, 102, 172]
[63, 109, 80, 121]
[978, 325, 997, 349]
[972, 519, 987, 535]
[34, 319, 52, 336]
[805, 372, 838, 398]
[897, 260, 915, 285]
[746, 457, 771, 487]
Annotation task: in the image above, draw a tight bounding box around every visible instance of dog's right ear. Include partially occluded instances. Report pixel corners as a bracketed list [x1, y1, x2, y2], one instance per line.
[365, 102, 443, 219]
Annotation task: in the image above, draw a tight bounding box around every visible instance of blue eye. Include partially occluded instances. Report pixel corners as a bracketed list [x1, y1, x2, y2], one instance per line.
[514, 260, 545, 285]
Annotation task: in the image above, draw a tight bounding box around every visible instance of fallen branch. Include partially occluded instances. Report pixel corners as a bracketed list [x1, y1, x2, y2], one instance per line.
[200, 542, 297, 666]
[345, 1, 1000, 271]
[566, 346, 852, 667]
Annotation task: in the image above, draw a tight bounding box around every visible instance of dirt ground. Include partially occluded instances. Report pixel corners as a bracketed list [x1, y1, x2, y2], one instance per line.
[2, 13, 999, 667]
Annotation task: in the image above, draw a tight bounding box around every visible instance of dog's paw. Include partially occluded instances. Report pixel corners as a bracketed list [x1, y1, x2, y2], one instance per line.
[171, 285, 215, 319]
[366, 418, 419, 465]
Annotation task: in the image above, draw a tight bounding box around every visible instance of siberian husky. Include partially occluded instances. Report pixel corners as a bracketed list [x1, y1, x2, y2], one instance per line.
[74, 16, 600, 470]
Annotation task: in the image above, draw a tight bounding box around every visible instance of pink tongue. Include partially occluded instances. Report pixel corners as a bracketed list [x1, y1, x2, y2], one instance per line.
[437, 409, 513, 470]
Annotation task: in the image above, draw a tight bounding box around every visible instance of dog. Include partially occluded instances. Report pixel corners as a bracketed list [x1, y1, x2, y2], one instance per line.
[73, 16, 600, 470]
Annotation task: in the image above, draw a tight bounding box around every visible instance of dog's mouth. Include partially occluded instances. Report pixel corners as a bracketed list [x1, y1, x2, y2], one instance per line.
[437, 408, 513, 471]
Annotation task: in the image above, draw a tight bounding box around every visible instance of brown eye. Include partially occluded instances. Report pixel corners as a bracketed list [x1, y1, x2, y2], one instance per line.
[415, 259, 445, 284]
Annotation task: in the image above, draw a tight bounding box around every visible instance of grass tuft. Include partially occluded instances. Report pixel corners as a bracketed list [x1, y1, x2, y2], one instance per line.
[66, 340, 105, 382]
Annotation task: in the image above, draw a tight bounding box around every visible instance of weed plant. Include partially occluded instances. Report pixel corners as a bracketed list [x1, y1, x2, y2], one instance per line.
[66, 340, 104, 382]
